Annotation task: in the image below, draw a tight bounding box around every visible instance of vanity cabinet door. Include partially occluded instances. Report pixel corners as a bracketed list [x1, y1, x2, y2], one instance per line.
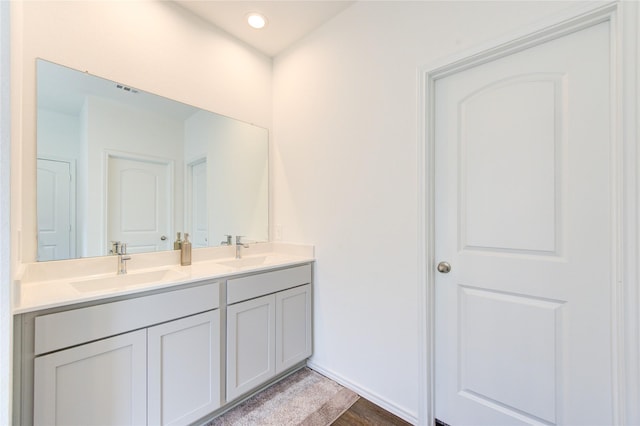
[226, 294, 276, 401]
[147, 310, 221, 426]
[276, 284, 312, 374]
[33, 329, 147, 426]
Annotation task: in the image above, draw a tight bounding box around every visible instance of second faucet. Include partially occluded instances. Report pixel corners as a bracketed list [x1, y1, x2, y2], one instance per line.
[235, 236, 250, 259]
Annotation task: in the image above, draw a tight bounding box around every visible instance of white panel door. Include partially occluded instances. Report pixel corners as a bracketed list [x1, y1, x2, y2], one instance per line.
[37, 158, 72, 261]
[188, 158, 208, 248]
[148, 310, 221, 426]
[226, 294, 276, 401]
[435, 21, 613, 425]
[33, 329, 147, 426]
[108, 155, 172, 254]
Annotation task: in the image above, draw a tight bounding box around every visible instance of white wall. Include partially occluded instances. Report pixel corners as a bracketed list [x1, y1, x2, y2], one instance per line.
[37, 109, 80, 160]
[13, 0, 272, 264]
[272, 1, 576, 422]
[206, 115, 268, 245]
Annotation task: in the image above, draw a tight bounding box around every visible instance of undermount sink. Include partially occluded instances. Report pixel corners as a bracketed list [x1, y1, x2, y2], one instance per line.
[71, 269, 186, 293]
[217, 255, 286, 269]
[186, 261, 235, 276]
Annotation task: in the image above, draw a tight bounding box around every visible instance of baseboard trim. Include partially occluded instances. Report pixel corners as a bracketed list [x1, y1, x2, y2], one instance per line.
[306, 361, 418, 425]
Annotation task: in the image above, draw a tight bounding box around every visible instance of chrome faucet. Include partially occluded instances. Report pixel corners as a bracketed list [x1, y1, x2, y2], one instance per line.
[221, 235, 233, 246]
[117, 243, 132, 275]
[235, 236, 249, 259]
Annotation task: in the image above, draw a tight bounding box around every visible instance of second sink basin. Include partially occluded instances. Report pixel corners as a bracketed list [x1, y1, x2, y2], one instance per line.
[71, 269, 186, 293]
[217, 255, 288, 269]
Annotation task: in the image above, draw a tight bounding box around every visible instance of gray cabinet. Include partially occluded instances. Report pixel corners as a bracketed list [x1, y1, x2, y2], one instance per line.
[32, 283, 221, 426]
[19, 263, 313, 426]
[226, 265, 312, 402]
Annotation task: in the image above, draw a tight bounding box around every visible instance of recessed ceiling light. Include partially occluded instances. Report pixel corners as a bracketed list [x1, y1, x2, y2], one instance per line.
[247, 12, 267, 29]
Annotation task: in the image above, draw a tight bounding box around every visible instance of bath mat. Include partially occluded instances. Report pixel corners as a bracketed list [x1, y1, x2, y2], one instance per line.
[207, 368, 359, 426]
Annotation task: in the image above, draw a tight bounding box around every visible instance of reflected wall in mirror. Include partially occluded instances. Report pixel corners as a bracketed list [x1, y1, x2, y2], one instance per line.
[36, 59, 268, 261]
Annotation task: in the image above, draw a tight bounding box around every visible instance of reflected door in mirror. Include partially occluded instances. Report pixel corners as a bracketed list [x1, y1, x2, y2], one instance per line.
[37, 158, 75, 261]
[107, 155, 172, 254]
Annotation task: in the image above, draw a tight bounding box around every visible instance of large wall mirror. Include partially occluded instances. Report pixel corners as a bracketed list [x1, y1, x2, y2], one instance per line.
[36, 59, 268, 261]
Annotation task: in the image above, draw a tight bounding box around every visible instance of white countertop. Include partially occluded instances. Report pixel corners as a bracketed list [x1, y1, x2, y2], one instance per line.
[14, 242, 314, 314]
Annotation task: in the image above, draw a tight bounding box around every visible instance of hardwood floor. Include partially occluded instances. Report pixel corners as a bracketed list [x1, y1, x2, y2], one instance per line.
[332, 397, 412, 426]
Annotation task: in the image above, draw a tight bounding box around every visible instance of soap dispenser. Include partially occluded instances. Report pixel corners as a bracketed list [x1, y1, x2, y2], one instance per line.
[181, 233, 192, 266]
[174, 232, 182, 250]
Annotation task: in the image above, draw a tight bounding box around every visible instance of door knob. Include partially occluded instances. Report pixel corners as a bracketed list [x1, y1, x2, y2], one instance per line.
[437, 261, 451, 273]
[160, 235, 167, 241]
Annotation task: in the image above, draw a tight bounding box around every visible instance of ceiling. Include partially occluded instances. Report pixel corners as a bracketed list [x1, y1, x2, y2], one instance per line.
[173, 1, 356, 57]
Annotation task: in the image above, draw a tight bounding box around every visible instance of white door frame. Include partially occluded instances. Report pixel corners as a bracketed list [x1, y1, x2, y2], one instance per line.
[0, 1, 10, 424]
[417, 2, 640, 424]
[185, 156, 207, 246]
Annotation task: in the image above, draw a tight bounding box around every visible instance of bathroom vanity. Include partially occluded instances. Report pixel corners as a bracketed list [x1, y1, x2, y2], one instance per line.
[13, 59, 311, 426]
[12, 243, 314, 426]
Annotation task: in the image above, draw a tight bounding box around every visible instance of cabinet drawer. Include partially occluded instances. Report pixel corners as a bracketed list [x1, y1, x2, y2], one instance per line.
[35, 281, 219, 355]
[227, 264, 312, 305]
